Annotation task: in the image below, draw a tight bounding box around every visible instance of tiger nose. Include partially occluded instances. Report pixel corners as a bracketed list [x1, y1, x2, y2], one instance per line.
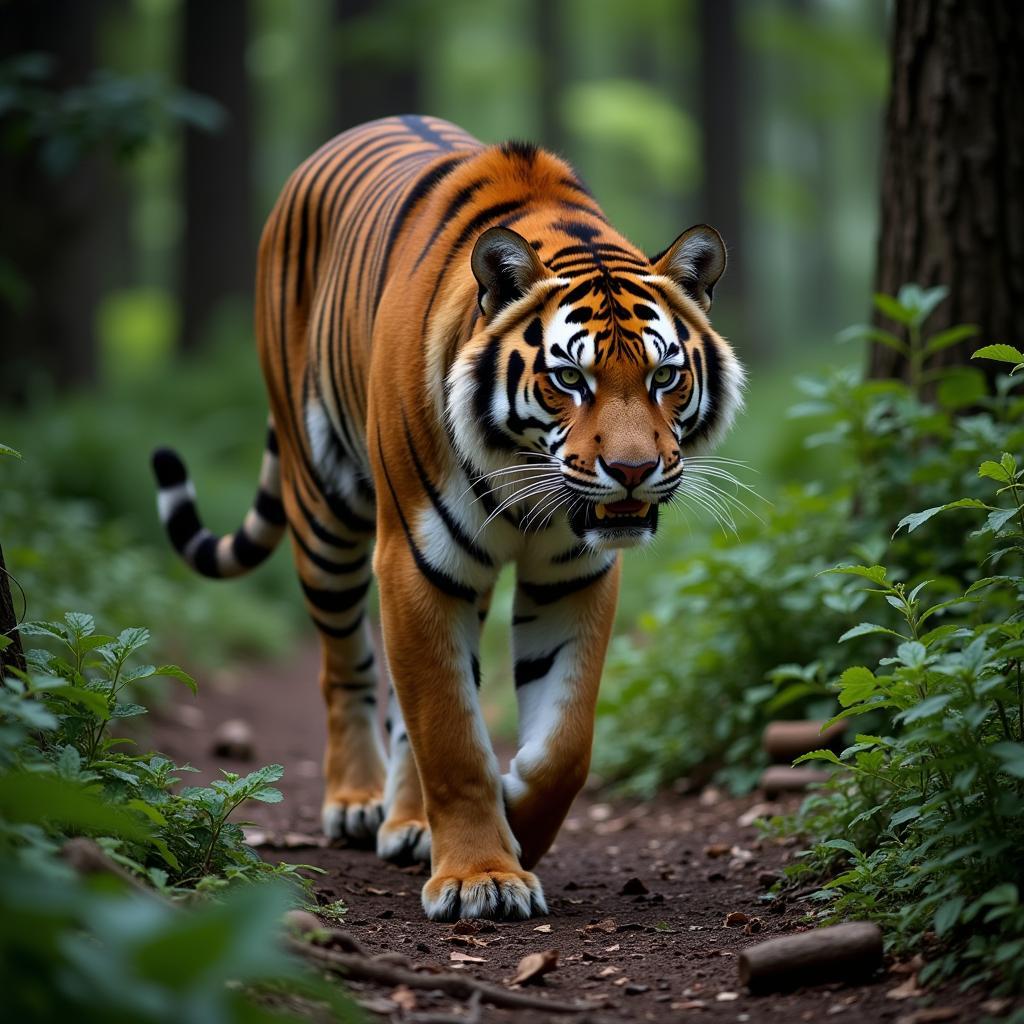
[599, 457, 658, 489]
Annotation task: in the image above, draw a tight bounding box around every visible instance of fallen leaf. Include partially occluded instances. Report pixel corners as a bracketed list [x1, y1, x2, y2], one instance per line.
[670, 999, 707, 1010]
[886, 975, 924, 1001]
[390, 986, 416, 1012]
[511, 949, 559, 985]
[613, 976, 630, 987]
[742, 917, 764, 935]
[448, 934, 488, 947]
[588, 803, 613, 821]
[597, 965, 620, 977]
[724, 912, 750, 927]
[981, 999, 1012, 1015]
[603, 943, 620, 953]
[365, 886, 391, 896]
[738, 802, 776, 827]
[452, 918, 482, 934]
[889, 954, 925, 976]
[449, 951, 488, 963]
[716, 991, 740, 1002]
[583, 918, 618, 934]
[705, 843, 731, 858]
[533, 923, 553, 933]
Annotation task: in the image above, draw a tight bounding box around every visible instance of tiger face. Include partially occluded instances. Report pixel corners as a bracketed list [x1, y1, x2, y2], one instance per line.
[449, 222, 745, 551]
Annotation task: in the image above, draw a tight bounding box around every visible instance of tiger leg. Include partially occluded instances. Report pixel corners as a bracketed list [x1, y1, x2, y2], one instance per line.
[284, 480, 385, 842]
[503, 558, 621, 869]
[377, 586, 493, 865]
[376, 544, 543, 920]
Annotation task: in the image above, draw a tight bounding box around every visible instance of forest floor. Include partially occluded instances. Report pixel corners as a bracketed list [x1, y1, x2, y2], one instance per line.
[152, 644, 1009, 1024]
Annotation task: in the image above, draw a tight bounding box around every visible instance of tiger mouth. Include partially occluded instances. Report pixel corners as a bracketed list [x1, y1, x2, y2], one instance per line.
[569, 498, 659, 536]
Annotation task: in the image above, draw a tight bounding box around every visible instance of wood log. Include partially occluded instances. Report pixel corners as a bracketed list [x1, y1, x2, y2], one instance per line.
[0, 541, 25, 677]
[759, 765, 831, 797]
[738, 922, 883, 993]
[762, 720, 846, 762]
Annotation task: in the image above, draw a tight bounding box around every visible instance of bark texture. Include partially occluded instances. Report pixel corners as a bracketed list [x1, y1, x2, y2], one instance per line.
[180, 0, 254, 353]
[0, 543, 26, 677]
[870, 0, 1024, 382]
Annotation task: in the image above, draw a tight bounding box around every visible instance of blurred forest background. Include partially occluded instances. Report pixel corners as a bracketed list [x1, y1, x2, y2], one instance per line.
[0, 0, 887, 663]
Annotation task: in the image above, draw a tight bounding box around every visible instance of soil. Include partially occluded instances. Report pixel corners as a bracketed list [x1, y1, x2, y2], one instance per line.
[152, 644, 1009, 1024]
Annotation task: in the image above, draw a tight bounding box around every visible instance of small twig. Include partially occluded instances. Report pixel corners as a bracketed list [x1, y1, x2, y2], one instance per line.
[289, 938, 587, 1014]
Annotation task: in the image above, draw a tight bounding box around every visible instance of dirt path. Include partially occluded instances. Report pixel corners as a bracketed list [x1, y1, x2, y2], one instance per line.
[152, 645, 999, 1023]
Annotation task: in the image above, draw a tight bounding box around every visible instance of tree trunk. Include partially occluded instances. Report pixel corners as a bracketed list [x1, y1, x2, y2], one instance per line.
[333, 0, 421, 131]
[0, 0, 105, 401]
[180, 0, 254, 354]
[0, 543, 26, 677]
[697, 0, 750, 355]
[535, 0, 565, 156]
[870, 0, 1024, 383]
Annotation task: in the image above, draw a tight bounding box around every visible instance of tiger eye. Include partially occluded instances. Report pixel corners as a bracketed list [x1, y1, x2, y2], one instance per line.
[557, 368, 581, 387]
[653, 366, 675, 385]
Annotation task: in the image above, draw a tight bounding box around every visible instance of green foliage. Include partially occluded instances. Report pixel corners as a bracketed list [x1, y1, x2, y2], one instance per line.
[0, 612, 356, 1023]
[0, 52, 222, 176]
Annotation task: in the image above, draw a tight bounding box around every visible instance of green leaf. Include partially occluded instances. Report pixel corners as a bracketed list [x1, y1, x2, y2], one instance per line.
[991, 742, 1024, 779]
[973, 343, 1024, 366]
[837, 666, 877, 707]
[839, 622, 907, 643]
[979, 460, 1012, 483]
[47, 684, 110, 720]
[794, 748, 842, 766]
[894, 498, 990, 536]
[934, 896, 964, 937]
[872, 292, 915, 326]
[889, 805, 921, 828]
[834, 324, 908, 354]
[153, 664, 197, 694]
[898, 694, 954, 724]
[823, 564, 888, 584]
[924, 323, 978, 356]
[0, 441, 22, 458]
[937, 368, 987, 409]
[821, 838, 861, 858]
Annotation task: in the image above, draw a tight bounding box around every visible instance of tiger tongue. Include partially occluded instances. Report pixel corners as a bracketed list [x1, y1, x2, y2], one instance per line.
[596, 499, 649, 519]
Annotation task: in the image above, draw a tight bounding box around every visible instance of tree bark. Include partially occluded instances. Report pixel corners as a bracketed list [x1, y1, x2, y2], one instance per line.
[535, 0, 565, 156]
[870, 0, 1024, 383]
[180, 0, 254, 353]
[0, 0, 106, 401]
[697, 0, 750, 353]
[0, 542, 26, 677]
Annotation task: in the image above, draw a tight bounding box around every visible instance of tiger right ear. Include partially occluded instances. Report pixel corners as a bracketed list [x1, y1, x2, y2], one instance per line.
[651, 224, 726, 312]
[471, 227, 548, 318]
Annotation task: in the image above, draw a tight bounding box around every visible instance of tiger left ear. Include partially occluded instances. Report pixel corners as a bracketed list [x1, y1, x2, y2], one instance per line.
[651, 224, 726, 312]
[471, 227, 548, 319]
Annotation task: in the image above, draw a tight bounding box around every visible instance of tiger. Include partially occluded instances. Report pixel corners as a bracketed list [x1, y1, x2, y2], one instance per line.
[152, 115, 744, 921]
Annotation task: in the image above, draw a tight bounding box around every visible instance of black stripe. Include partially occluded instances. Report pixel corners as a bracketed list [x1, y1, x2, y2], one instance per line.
[413, 177, 489, 271]
[152, 447, 187, 487]
[311, 613, 364, 638]
[471, 653, 481, 688]
[402, 114, 451, 150]
[192, 535, 220, 578]
[255, 489, 286, 526]
[512, 614, 537, 626]
[232, 530, 273, 569]
[402, 416, 494, 566]
[294, 487, 358, 550]
[518, 563, 613, 606]
[328, 680, 375, 692]
[377, 433, 477, 603]
[292, 527, 367, 575]
[354, 652, 375, 672]
[266, 425, 279, 455]
[165, 502, 202, 550]
[301, 579, 371, 614]
[514, 643, 566, 688]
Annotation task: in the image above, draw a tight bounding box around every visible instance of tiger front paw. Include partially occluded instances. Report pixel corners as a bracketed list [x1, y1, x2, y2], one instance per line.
[321, 788, 384, 844]
[421, 866, 548, 921]
[377, 817, 431, 865]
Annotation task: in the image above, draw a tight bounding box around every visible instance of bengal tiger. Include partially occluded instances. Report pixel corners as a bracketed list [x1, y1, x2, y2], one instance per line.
[152, 115, 744, 921]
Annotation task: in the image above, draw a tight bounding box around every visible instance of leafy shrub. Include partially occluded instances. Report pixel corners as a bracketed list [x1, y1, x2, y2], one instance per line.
[596, 288, 1023, 794]
[0, 612, 354, 1022]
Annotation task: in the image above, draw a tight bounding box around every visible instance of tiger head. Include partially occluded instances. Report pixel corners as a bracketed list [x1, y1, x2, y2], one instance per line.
[448, 221, 745, 551]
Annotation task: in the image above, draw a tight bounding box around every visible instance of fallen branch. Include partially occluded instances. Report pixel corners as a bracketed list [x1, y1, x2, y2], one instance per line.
[759, 765, 831, 797]
[762, 721, 845, 762]
[738, 922, 883, 994]
[289, 937, 588, 1014]
[61, 837, 157, 899]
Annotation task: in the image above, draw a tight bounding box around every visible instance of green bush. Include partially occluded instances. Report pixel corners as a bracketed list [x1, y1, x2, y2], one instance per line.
[0, 612, 356, 1022]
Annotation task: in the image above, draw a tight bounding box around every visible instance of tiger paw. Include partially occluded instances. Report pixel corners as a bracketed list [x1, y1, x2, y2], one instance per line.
[377, 817, 431, 865]
[421, 867, 548, 921]
[321, 790, 384, 844]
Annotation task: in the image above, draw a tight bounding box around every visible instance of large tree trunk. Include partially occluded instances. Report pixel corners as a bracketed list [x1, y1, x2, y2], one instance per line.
[697, 0, 750, 356]
[0, 543, 26, 678]
[180, 0, 253, 354]
[0, 0, 107, 401]
[535, 0, 565, 156]
[870, 0, 1024, 382]
[333, 0, 421, 130]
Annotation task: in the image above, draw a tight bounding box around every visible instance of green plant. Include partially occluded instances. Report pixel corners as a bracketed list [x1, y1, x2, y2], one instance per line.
[0, 611, 358, 1022]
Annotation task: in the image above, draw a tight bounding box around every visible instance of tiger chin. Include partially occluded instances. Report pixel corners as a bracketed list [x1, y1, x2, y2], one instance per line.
[151, 116, 745, 922]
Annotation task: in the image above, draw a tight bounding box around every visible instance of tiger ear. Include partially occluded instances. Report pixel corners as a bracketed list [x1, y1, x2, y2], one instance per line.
[651, 224, 726, 312]
[471, 227, 547, 319]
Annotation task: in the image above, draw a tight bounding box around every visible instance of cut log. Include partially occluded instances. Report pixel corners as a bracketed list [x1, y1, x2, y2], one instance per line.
[210, 718, 255, 760]
[762, 720, 846, 762]
[759, 766, 831, 797]
[738, 922, 883, 993]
